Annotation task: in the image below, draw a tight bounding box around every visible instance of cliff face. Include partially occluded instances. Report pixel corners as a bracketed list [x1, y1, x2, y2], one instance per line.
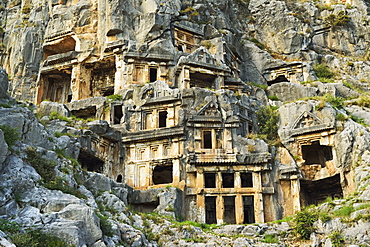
[0, 0, 370, 246]
[1, 0, 369, 101]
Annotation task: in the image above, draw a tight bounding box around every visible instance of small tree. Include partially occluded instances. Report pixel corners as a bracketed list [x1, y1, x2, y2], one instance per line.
[256, 106, 279, 143]
[293, 209, 318, 240]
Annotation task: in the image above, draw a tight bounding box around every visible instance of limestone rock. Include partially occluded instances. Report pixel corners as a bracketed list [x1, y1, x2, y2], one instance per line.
[37, 101, 70, 117]
[55, 204, 102, 246]
[87, 120, 109, 134]
[0, 67, 9, 99]
[0, 230, 16, 247]
[155, 187, 182, 218]
[267, 82, 318, 102]
[0, 130, 9, 165]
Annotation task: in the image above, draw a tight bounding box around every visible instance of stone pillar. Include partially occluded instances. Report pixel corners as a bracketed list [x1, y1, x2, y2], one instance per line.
[172, 159, 180, 185]
[179, 66, 190, 89]
[235, 194, 244, 224]
[216, 195, 224, 225]
[215, 76, 224, 90]
[167, 107, 175, 127]
[235, 173, 244, 224]
[292, 178, 301, 213]
[235, 172, 241, 188]
[253, 172, 264, 223]
[114, 54, 125, 92]
[71, 64, 92, 101]
[196, 169, 205, 223]
[159, 62, 167, 82]
[35, 76, 45, 104]
[216, 172, 222, 189]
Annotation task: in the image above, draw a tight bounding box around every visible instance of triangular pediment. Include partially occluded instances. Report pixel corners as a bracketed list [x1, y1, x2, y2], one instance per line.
[197, 101, 221, 118]
[291, 111, 323, 130]
[188, 47, 218, 66]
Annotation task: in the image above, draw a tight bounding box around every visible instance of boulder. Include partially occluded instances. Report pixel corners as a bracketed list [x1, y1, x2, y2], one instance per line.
[87, 120, 109, 134]
[37, 101, 70, 117]
[267, 82, 318, 102]
[51, 204, 102, 246]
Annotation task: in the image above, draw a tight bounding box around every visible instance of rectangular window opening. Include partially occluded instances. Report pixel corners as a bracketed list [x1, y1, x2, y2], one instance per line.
[222, 173, 234, 188]
[159, 111, 167, 128]
[150, 68, 157, 82]
[241, 173, 253, 188]
[113, 105, 123, 124]
[204, 173, 216, 188]
[203, 131, 212, 149]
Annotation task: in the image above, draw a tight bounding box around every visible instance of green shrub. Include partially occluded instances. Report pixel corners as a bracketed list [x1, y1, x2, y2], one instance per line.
[349, 114, 368, 126]
[318, 212, 332, 223]
[247, 81, 268, 90]
[334, 205, 354, 217]
[313, 64, 335, 79]
[106, 94, 123, 102]
[350, 96, 370, 108]
[292, 209, 318, 240]
[336, 113, 347, 121]
[49, 111, 72, 124]
[325, 95, 344, 109]
[263, 234, 278, 243]
[325, 11, 351, 27]
[268, 95, 280, 101]
[11, 229, 71, 247]
[0, 124, 19, 147]
[25, 147, 85, 198]
[25, 147, 56, 182]
[0, 103, 11, 108]
[329, 231, 345, 247]
[256, 106, 280, 143]
[96, 213, 114, 237]
[0, 219, 21, 234]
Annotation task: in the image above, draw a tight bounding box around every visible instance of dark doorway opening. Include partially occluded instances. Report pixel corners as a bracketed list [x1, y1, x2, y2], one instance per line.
[241, 173, 253, 187]
[222, 173, 234, 188]
[267, 75, 289, 86]
[205, 196, 217, 224]
[190, 72, 216, 88]
[101, 86, 114, 96]
[203, 131, 212, 149]
[130, 202, 159, 213]
[152, 165, 173, 184]
[150, 68, 157, 82]
[302, 141, 333, 167]
[243, 196, 255, 224]
[78, 151, 104, 173]
[223, 196, 236, 224]
[204, 173, 216, 188]
[71, 106, 96, 119]
[159, 111, 167, 128]
[300, 174, 343, 206]
[116, 174, 123, 183]
[113, 105, 123, 124]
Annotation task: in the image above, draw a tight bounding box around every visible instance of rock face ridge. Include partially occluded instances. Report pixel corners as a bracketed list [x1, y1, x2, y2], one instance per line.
[0, 0, 370, 246]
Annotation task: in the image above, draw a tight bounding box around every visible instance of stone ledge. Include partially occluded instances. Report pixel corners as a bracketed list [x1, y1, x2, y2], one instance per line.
[122, 126, 184, 143]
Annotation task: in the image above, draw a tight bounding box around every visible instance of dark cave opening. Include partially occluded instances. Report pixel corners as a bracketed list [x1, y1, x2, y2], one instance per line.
[300, 174, 343, 206]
